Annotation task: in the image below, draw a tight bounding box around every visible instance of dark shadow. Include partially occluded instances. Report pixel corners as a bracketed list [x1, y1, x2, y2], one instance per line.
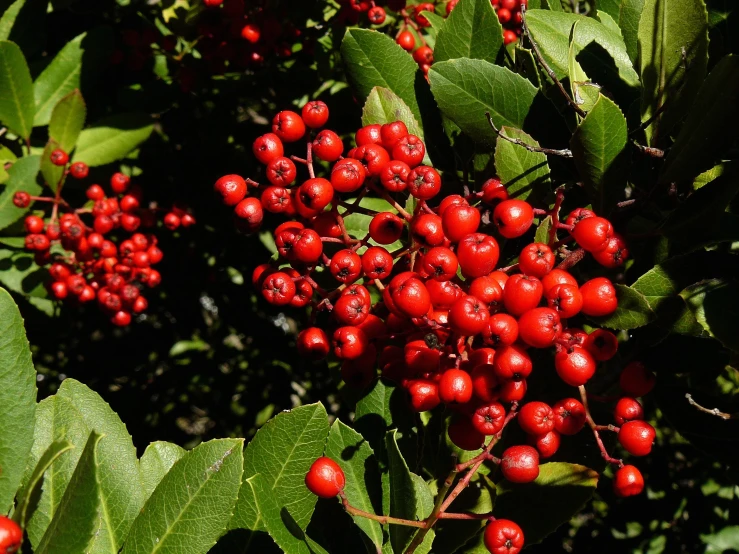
[577, 41, 640, 111]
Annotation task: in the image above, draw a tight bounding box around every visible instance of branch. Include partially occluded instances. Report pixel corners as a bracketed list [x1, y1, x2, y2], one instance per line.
[342, 494, 426, 528]
[632, 141, 665, 158]
[685, 393, 737, 420]
[579, 386, 623, 467]
[485, 113, 573, 158]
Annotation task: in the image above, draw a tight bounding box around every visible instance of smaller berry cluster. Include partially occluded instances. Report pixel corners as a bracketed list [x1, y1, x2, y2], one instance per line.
[14, 149, 194, 326]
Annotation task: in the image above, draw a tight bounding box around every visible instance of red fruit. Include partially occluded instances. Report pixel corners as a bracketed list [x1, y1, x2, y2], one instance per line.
[482, 313, 519, 346]
[405, 340, 441, 374]
[120, 194, 139, 212]
[368, 5, 386, 23]
[442, 204, 480, 242]
[572, 216, 613, 252]
[389, 275, 430, 317]
[614, 397, 644, 425]
[334, 293, 369, 326]
[501, 445, 540, 483]
[518, 307, 561, 348]
[555, 346, 596, 387]
[456, 233, 500, 278]
[369, 212, 404, 245]
[163, 212, 181, 230]
[584, 329, 619, 361]
[300, 101, 329, 129]
[411, 213, 444, 246]
[480, 177, 509, 204]
[499, 379, 527, 403]
[502, 274, 542, 316]
[565, 207, 595, 227]
[439, 368, 473, 404]
[529, 430, 560, 459]
[413, 2, 435, 26]
[332, 326, 368, 359]
[234, 198, 263, 231]
[541, 268, 577, 295]
[50, 281, 68, 299]
[407, 165, 441, 199]
[619, 361, 655, 397]
[519, 243, 555, 278]
[69, 162, 89, 179]
[448, 416, 485, 451]
[331, 158, 366, 193]
[579, 277, 618, 316]
[472, 402, 506, 435]
[469, 276, 503, 307]
[484, 519, 524, 554]
[380, 160, 410, 193]
[497, 7, 511, 23]
[380, 121, 409, 149]
[110, 172, 131, 193]
[503, 29, 518, 45]
[305, 457, 345, 498]
[50, 148, 69, 166]
[407, 380, 441, 412]
[111, 310, 132, 326]
[241, 23, 260, 43]
[493, 344, 532, 381]
[471, 363, 499, 402]
[396, 30, 416, 51]
[25, 215, 44, 234]
[613, 465, 644, 497]
[329, 249, 362, 284]
[266, 157, 297, 187]
[437, 194, 468, 216]
[272, 110, 306, 142]
[297, 327, 330, 359]
[552, 398, 586, 435]
[518, 401, 555, 435]
[392, 134, 425, 167]
[353, 144, 391, 177]
[618, 420, 655, 456]
[546, 283, 583, 319]
[449, 295, 490, 336]
[446, 0, 459, 14]
[412, 45, 434, 65]
[312, 129, 344, 162]
[253, 133, 284, 165]
[12, 192, 30, 208]
[296, 177, 333, 215]
[493, 199, 534, 238]
[421, 247, 458, 281]
[214, 174, 247, 206]
[361, 246, 394, 280]
[426, 279, 464, 309]
[261, 271, 296, 305]
[355, 124, 382, 146]
[592, 233, 629, 268]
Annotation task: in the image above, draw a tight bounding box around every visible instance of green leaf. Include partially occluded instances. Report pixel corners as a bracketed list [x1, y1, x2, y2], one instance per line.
[13, 440, 74, 529]
[248, 474, 329, 554]
[534, 216, 552, 244]
[587, 284, 655, 330]
[637, 0, 709, 145]
[36, 432, 103, 554]
[33, 33, 84, 126]
[597, 0, 622, 23]
[428, 59, 538, 146]
[122, 438, 244, 554]
[341, 28, 422, 125]
[660, 54, 739, 184]
[619, 0, 645, 64]
[570, 94, 629, 213]
[231, 403, 329, 531]
[139, 442, 186, 501]
[361, 86, 424, 140]
[56, 378, 145, 553]
[0, 0, 26, 40]
[354, 379, 416, 457]
[0, 154, 40, 231]
[0, 40, 34, 139]
[386, 431, 434, 554]
[0, 248, 48, 300]
[325, 420, 382, 548]
[568, 22, 601, 114]
[680, 279, 739, 352]
[72, 113, 154, 167]
[702, 526, 739, 553]
[25, 396, 92, 549]
[48, 89, 86, 152]
[0, 288, 37, 514]
[434, 0, 503, 64]
[494, 127, 550, 201]
[525, 10, 639, 90]
[495, 462, 598, 544]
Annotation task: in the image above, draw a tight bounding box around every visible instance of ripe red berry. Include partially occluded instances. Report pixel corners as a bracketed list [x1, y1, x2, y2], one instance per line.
[331, 158, 366, 193]
[333, 293, 369, 326]
[572, 216, 613, 252]
[480, 177, 508, 204]
[502, 274, 542, 316]
[412, 45, 434, 65]
[0, 516, 22, 554]
[469, 276, 503, 307]
[111, 310, 132, 326]
[302, 100, 329, 128]
[555, 345, 597, 387]
[329, 249, 362, 284]
[50, 148, 69, 166]
[367, 5, 386, 23]
[253, 133, 284, 165]
[396, 30, 416, 52]
[484, 518, 524, 554]
[163, 212, 181, 230]
[448, 416, 485, 451]
[297, 327, 330, 359]
[579, 277, 618, 317]
[493, 199, 534, 239]
[272, 110, 306, 142]
[13, 191, 31, 207]
[312, 130, 344, 162]
[528, 429, 561, 458]
[493, 344, 532, 381]
[583, 329, 619, 361]
[421, 247, 458, 281]
[552, 398, 587, 435]
[497, 7, 512, 23]
[369, 212, 404, 244]
[618, 420, 656, 456]
[501, 445, 540, 483]
[355, 124, 382, 146]
[25, 215, 45, 234]
[613, 465, 644, 497]
[407, 165, 441, 199]
[592, 232, 629, 268]
[332, 326, 368, 359]
[380, 121, 408, 149]
[503, 29, 518, 45]
[305, 457, 345, 498]
[471, 363, 499, 402]
[449, 295, 490, 336]
[111, 172, 131, 193]
[439, 368, 473, 404]
[411, 213, 444, 246]
[518, 307, 561, 348]
[353, 144, 391, 176]
[499, 379, 527, 403]
[518, 401, 555, 435]
[546, 283, 583, 319]
[442, 204, 480, 243]
[619, 361, 655, 397]
[472, 402, 506, 435]
[482, 313, 519, 346]
[214, 174, 247, 206]
[392, 134, 425, 167]
[519, 243, 555, 278]
[69, 161, 89, 179]
[614, 397, 644, 425]
[456, 233, 500, 278]
[389, 274, 430, 317]
[541, 268, 578, 295]
[407, 379, 441, 412]
[261, 271, 296, 305]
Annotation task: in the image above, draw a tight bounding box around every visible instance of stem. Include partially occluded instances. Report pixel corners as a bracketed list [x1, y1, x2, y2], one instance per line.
[405, 467, 457, 554]
[632, 142, 665, 158]
[579, 385, 624, 467]
[369, 184, 412, 220]
[437, 512, 493, 520]
[556, 247, 585, 270]
[548, 188, 565, 247]
[685, 393, 737, 420]
[341, 494, 426, 528]
[485, 113, 573, 158]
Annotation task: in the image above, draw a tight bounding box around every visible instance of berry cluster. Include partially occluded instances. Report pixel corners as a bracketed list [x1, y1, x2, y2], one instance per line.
[214, 102, 652, 552]
[14, 149, 194, 326]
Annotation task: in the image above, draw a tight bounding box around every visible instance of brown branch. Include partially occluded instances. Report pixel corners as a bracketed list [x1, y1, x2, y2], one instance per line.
[485, 113, 573, 158]
[685, 393, 737, 420]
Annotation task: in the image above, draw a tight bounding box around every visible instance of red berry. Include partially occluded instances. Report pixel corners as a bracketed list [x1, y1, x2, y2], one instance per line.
[449, 295, 490, 336]
[214, 174, 247, 206]
[368, 5, 386, 23]
[501, 445, 540, 483]
[565, 207, 595, 227]
[369, 212, 404, 245]
[253, 133, 284, 165]
[592, 233, 629, 268]
[301, 100, 329, 128]
[305, 457, 345, 498]
[25, 215, 44, 234]
[163, 212, 181, 230]
[619, 361, 655, 397]
[503, 29, 518, 45]
[484, 519, 524, 554]
[448, 416, 485, 451]
[518, 307, 561, 348]
[497, 7, 512, 23]
[50, 281, 68, 299]
[396, 30, 416, 51]
[613, 465, 644, 497]
[69, 162, 89, 179]
[261, 271, 296, 305]
[555, 345, 596, 387]
[439, 368, 473, 404]
[111, 310, 132, 326]
[272, 110, 306, 143]
[380, 121, 408, 149]
[552, 398, 586, 435]
[572, 217, 613, 252]
[333, 293, 369, 326]
[502, 274, 542, 316]
[472, 402, 506, 435]
[480, 177, 508, 204]
[469, 276, 503, 307]
[546, 283, 583, 319]
[266, 157, 297, 187]
[388, 274, 430, 317]
[50, 148, 69, 166]
[614, 397, 644, 425]
[0, 516, 21, 554]
[297, 327, 330, 359]
[407, 165, 441, 199]
[380, 160, 411, 193]
[618, 420, 655, 456]
[407, 379, 441, 412]
[412, 45, 434, 65]
[13, 191, 30, 207]
[332, 326, 368, 359]
[234, 198, 264, 232]
[392, 134, 425, 167]
[518, 242, 555, 278]
[499, 379, 527, 403]
[583, 329, 619, 361]
[471, 363, 499, 402]
[442, 204, 480, 243]
[421, 246, 458, 281]
[456, 233, 500, 278]
[331, 158, 366, 193]
[493, 199, 534, 238]
[518, 401, 555, 435]
[482, 313, 519, 346]
[355, 124, 382, 146]
[411, 213, 444, 246]
[312, 130, 344, 162]
[529, 430, 561, 458]
[240, 23, 260, 43]
[541, 268, 577, 295]
[579, 277, 618, 317]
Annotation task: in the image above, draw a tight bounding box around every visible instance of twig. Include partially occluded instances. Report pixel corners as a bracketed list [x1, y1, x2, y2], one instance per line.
[579, 386, 623, 467]
[520, 5, 586, 118]
[632, 142, 665, 158]
[341, 494, 425, 528]
[485, 113, 573, 158]
[685, 393, 737, 420]
[556, 247, 585, 270]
